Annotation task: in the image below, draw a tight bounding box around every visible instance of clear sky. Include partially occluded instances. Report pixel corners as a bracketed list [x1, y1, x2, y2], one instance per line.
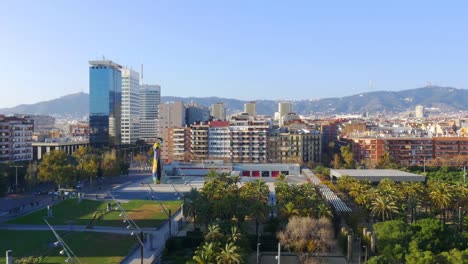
[1, 0, 467, 107]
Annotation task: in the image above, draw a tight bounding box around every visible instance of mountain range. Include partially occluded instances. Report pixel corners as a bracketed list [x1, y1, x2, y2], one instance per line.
[0, 86, 467, 118]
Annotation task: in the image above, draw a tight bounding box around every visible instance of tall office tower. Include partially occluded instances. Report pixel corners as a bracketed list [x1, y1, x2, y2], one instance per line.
[139, 84, 161, 143]
[89, 60, 122, 147]
[186, 102, 210, 126]
[159, 101, 186, 161]
[278, 101, 292, 127]
[244, 101, 256, 116]
[415, 105, 425, 118]
[211, 102, 226, 121]
[121, 69, 140, 144]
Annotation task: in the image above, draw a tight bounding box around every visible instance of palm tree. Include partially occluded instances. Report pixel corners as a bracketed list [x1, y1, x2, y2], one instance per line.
[193, 242, 218, 264]
[316, 203, 333, 219]
[370, 195, 399, 221]
[280, 201, 299, 223]
[228, 225, 242, 243]
[216, 242, 241, 264]
[428, 182, 453, 224]
[205, 224, 224, 242]
[183, 188, 201, 229]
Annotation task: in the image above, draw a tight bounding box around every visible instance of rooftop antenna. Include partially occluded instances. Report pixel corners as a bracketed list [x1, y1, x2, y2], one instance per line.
[141, 64, 144, 85]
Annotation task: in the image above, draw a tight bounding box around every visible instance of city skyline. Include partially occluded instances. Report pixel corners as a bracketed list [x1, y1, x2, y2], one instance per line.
[2, 1, 468, 108]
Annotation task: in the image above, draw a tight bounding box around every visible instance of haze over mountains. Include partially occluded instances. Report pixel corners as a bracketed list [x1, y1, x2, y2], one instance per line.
[1, 86, 467, 118]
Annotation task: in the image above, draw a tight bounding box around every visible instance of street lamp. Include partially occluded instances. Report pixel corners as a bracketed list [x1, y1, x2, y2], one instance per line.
[357, 237, 362, 264]
[44, 218, 81, 264]
[256, 243, 261, 264]
[9, 165, 23, 193]
[108, 192, 145, 264]
[363, 245, 368, 263]
[145, 183, 173, 236]
[459, 206, 463, 231]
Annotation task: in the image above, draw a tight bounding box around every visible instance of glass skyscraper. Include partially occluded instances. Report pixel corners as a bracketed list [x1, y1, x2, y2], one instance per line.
[89, 60, 122, 147]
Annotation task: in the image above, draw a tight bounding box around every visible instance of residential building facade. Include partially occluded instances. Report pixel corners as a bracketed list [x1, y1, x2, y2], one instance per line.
[0, 115, 33, 163]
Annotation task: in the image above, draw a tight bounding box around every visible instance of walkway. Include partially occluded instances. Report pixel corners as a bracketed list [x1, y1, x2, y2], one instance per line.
[122, 209, 184, 264]
[303, 169, 352, 213]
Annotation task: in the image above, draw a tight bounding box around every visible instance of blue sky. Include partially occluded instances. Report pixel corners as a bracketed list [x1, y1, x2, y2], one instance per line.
[1, 0, 467, 107]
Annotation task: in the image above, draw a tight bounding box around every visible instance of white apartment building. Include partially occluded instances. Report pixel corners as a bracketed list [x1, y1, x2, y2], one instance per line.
[208, 121, 231, 160]
[230, 120, 269, 163]
[121, 69, 140, 144]
[0, 116, 33, 163]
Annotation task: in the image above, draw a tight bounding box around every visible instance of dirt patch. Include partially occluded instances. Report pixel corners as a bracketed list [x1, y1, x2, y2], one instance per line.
[127, 204, 160, 220]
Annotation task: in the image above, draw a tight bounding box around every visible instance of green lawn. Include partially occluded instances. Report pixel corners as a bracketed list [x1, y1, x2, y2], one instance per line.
[9, 199, 182, 228]
[0, 230, 136, 264]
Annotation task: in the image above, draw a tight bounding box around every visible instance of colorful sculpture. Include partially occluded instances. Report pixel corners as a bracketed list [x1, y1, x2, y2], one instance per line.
[152, 138, 163, 184]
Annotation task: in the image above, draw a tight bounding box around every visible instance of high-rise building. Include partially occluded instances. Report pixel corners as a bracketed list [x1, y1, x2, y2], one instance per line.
[0, 115, 33, 163]
[208, 121, 231, 160]
[121, 69, 140, 144]
[211, 102, 226, 121]
[190, 122, 210, 161]
[186, 102, 210, 126]
[278, 102, 292, 127]
[415, 105, 425, 118]
[244, 101, 256, 116]
[89, 60, 122, 147]
[139, 84, 161, 143]
[159, 102, 186, 161]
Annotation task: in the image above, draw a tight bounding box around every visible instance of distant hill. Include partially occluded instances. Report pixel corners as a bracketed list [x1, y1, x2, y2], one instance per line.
[1, 86, 467, 117]
[0, 93, 89, 117]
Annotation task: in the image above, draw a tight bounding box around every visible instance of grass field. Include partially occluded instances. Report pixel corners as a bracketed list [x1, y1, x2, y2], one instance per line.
[9, 199, 182, 228]
[0, 230, 136, 264]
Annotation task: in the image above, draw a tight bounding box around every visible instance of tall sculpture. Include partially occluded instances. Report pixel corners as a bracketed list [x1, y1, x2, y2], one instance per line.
[152, 138, 163, 184]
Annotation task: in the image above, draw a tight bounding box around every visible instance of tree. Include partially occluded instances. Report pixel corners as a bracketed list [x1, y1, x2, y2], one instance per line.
[428, 181, 453, 223]
[205, 224, 223, 243]
[371, 195, 399, 221]
[277, 217, 335, 264]
[73, 147, 100, 185]
[340, 145, 355, 168]
[316, 203, 333, 219]
[38, 150, 75, 187]
[100, 151, 121, 177]
[216, 242, 241, 264]
[332, 154, 342, 169]
[193, 241, 218, 264]
[373, 220, 412, 263]
[183, 187, 203, 229]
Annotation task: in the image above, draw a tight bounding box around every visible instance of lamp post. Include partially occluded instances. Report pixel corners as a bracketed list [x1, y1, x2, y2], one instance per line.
[108, 192, 145, 264]
[9, 165, 23, 193]
[363, 245, 368, 263]
[459, 206, 463, 231]
[145, 183, 173, 236]
[275, 242, 281, 264]
[256, 243, 261, 264]
[357, 237, 362, 264]
[44, 218, 81, 264]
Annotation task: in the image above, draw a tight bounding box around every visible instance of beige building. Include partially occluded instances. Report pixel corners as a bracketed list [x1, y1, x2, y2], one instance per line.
[278, 101, 292, 127]
[167, 127, 191, 162]
[159, 102, 186, 161]
[244, 101, 256, 116]
[190, 122, 210, 161]
[211, 102, 226, 121]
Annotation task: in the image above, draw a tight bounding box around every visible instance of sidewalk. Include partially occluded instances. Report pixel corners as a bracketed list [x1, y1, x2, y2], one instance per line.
[122, 209, 185, 264]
